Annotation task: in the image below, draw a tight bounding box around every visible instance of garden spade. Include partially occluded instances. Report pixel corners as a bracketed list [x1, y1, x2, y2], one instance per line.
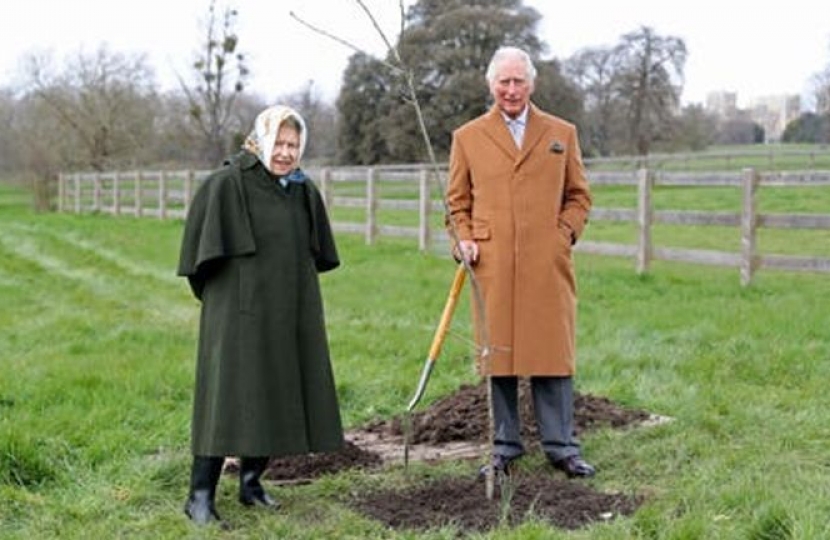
[403, 263, 467, 470]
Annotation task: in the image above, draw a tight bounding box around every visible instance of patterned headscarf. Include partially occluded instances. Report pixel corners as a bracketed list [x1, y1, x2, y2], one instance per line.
[242, 105, 308, 173]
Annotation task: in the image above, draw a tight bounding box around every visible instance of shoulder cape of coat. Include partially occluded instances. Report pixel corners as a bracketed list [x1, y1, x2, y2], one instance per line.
[177, 151, 339, 299]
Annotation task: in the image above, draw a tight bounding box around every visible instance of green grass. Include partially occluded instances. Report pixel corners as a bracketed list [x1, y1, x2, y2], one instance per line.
[586, 143, 830, 172]
[2, 181, 830, 538]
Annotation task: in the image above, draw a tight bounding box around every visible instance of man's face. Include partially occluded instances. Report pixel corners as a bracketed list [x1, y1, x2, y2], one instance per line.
[489, 57, 534, 119]
[269, 124, 300, 175]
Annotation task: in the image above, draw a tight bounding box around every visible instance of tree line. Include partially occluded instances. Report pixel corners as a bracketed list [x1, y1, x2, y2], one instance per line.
[2, 0, 829, 208]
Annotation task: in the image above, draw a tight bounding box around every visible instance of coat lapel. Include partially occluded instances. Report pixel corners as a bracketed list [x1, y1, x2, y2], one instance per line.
[481, 106, 519, 159]
[516, 104, 547, 167]
[480, 104, 551, 166]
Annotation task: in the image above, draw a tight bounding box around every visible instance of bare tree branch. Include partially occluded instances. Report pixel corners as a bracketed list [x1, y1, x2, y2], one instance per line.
[354, 0, 399, 62]
[289, 11, 406, 76]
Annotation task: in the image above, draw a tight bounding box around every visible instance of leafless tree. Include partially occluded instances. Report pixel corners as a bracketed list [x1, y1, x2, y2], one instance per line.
[13, 47, 159, 209]
[22, 46, 159, 172]
[613, 26, 686, 157]
[179, 0, 249, 167]
[565, 46, 620, 156]
[6, 92, 79, 210]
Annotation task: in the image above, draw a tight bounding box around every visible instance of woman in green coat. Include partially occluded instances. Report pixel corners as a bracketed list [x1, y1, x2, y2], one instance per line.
[177, 105, 343, 526]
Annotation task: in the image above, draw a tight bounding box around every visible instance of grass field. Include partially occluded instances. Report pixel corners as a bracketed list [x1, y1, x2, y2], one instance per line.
[1, 180, 830, 539]
[585, 143, 830, 172]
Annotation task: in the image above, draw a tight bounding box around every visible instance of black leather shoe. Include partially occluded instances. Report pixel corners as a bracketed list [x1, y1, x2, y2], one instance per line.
[550, 455, 596, 478]
[477, 454, 518, 478]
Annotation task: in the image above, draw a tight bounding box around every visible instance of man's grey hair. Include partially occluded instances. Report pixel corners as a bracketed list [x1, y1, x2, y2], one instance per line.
[485, 46, 537, 84]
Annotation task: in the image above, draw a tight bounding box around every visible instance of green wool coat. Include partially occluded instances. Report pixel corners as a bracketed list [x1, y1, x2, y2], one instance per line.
[177, 151, 343, 457]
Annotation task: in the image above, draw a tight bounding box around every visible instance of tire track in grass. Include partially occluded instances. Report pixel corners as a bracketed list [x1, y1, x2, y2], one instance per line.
[10, 223, 181, 286]
[0, 239, 94, 368]
[0, 224, 194, 325]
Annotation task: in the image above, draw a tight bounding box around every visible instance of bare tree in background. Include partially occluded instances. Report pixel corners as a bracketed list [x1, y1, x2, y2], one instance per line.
[180, 0, 249, 167]
[22, 46, 159, 171]
[15, 47, 159, 209]
[565, 46, 620, 157]
[613, 26, 686, 157]
[8, 94, 74, 210]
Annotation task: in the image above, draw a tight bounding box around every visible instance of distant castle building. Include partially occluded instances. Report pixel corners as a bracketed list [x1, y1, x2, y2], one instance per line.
[748, 94, 801, 143]
[704, 91, 801, 143]
[705, 91, 738, 118]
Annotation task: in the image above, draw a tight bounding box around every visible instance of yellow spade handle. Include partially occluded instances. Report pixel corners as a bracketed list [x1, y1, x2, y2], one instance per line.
[427, 263, 467, 361]
[406, 264, 468, 412]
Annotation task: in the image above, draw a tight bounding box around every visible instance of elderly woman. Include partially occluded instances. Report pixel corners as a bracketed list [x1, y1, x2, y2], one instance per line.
[177, 105, 343, 526]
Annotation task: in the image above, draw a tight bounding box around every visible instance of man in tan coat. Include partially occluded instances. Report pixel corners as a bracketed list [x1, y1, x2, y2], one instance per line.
[446, 46, 594, 477]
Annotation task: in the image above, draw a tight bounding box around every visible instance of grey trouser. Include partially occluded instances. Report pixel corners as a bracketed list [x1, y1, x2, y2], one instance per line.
[490, 375, 580, 462]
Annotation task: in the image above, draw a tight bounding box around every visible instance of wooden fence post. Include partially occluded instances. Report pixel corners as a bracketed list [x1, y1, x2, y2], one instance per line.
[183, 170, 194, 218]
[636, 168, 653, 274]
[74, 174, 81, 214]
[740, 168, 759, 286]
[320, 168, 332, 208]
[418, 166, 431, 252]
[113, 172, 121, 215]
[159, 171, 167, 220]
[58, 173, 65, 213]
[135, 171, 143, 217]
[366, 168, 377, 245]
[93, 172, 102, 212]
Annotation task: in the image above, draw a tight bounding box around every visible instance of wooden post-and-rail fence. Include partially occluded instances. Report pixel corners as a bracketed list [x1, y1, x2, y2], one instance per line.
[57, 165, 830, 286]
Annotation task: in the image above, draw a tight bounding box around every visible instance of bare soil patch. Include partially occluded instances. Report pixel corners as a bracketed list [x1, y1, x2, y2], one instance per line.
[349, 473, 644, 534]
[234, 380, 656, 533]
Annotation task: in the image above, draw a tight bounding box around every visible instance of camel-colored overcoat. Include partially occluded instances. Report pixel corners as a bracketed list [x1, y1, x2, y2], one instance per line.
[446, 103, 592, 376]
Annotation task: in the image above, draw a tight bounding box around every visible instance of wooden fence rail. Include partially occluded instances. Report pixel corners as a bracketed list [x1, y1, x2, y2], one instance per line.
[57, 164, 830, 286]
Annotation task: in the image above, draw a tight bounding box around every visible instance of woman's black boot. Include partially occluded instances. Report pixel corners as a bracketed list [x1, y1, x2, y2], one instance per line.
[184, 456, 225, 525]
[239, 456, 279, 509]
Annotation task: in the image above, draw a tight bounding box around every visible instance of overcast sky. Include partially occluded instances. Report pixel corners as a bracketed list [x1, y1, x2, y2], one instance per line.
[2, 0, 828, 109]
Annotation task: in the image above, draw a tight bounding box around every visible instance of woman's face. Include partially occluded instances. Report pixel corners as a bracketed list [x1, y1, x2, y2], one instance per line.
[269, 124, 300, 175]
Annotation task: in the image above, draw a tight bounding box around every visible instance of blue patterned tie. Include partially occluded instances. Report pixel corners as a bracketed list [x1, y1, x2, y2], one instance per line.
[508, 119, 524, 148]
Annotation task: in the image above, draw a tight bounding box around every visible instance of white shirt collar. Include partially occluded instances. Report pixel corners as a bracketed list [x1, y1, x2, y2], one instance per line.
[501, 105, 529, 126]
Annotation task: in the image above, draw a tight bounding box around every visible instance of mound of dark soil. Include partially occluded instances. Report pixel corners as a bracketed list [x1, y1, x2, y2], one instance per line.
[365, 379, 653, 445]
[348, 474, 643, 534]
[224, 440, 383, 483]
